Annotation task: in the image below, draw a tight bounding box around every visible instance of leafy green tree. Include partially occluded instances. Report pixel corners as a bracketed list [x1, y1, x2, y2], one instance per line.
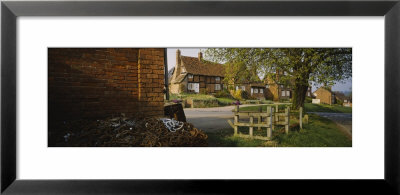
[204, 48, 352, 109]
[222, 61, 250, 89]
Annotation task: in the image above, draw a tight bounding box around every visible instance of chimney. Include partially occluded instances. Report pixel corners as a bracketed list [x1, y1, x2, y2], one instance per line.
[175, 49, 182, 75]
[198, 52, 203, 61]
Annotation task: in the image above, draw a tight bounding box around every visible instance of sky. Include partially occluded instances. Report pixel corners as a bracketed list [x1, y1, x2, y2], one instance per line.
[167, 48, 352, 92]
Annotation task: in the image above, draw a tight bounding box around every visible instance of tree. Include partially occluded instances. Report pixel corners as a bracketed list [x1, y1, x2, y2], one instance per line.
[222, 61, 250, 89]
[204, 48, 352, 109]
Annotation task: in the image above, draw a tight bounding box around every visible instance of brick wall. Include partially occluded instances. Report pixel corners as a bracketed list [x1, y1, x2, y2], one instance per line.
[315, 88, 333, 105]
[48, 48, 165, 121]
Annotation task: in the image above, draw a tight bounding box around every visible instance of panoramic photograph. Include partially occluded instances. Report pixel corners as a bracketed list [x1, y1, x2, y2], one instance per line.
[48, 48, 352, 147]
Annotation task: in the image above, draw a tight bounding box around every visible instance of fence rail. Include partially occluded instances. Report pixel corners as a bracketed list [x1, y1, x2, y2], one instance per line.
[228, 105, 291, 141]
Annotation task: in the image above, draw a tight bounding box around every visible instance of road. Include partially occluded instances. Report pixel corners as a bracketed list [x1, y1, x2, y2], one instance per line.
[184, 105, 261, 132]
[184, 106, 352, 136]
[310, 112, 352, 137]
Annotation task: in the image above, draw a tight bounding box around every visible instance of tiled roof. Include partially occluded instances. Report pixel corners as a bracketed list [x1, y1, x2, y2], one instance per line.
[181, 56, 225, 77]
[168, 68, 175, 83]
[250, 82, 265, 87]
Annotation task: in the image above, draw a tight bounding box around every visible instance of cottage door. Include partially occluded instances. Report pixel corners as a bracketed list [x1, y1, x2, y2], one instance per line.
[194, 83, 200, 93]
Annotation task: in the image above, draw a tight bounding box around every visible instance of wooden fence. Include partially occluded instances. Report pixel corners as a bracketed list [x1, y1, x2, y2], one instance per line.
[228, 104, 291, 141]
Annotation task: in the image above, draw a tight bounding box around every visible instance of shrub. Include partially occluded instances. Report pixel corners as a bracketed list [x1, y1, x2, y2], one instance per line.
[232, 89, 247, 100]
[199, 88, 207, 95]
[305, 97, 312, 103]
[215, 90, 232, 98]
[336, 98, 343, 105]
[229, 89, 251, 100]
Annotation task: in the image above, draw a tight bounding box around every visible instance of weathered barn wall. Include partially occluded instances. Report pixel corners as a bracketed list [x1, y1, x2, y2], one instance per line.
[48, 48, 164, 121]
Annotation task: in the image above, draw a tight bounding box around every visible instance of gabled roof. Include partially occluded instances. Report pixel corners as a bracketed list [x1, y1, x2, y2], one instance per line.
[236, 78, 265, 87]
[172, 74, 187, 84]
[181, 56, 225, 77]
[168, 68, 175, 84]
[315, 87, 333, 94]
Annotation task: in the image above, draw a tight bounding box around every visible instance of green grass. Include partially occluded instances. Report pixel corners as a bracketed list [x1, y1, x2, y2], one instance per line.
[304, 103, 352, 113]
[216, 97, 235, 106]
[206, 114, 351, 147]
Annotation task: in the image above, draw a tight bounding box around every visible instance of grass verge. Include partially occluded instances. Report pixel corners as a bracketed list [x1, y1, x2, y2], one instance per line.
[304, 103, 352, 113]
[206, 114, 351, 147]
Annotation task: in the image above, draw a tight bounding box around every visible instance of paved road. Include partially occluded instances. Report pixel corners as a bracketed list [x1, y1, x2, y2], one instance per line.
[185, 106, 352, 136]
[184, 105, 261, 132]
[310, 112, 352, 136]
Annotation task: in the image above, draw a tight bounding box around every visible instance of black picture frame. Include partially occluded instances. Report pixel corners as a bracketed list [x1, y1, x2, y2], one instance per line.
[1, 0, 399, 194]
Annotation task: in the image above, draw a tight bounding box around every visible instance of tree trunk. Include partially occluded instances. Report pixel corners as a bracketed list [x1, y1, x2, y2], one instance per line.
[291, 82, 309, 110]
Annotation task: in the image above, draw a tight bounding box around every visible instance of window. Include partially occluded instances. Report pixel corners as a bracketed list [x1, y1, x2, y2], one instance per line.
[254, 88, 259, 93]
[215, 84, 221, 90]
[215, 77, 220, 82]
[344, 100, 348, 103]
[260, 88, 263, 93]
[251, 88, 254, 94]
[286, 91, 290, 97]
[188, 74, 193, 79]
[236, 86, 239, 90]
[187, 83, 193, 90]
[281, 90, 286, 96]
[265, 85, 269, 88]
[280, 85, 284, 88]
[307, 92, 310, 96]
[241, 86, 245, 90]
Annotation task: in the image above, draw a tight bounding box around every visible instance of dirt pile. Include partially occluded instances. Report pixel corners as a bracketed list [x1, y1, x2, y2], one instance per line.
[49, 117, 208, 147]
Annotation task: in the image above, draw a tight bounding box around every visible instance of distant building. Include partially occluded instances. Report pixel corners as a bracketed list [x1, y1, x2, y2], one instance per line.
[169, 50, 225, 94]
[334, 91, 352, 107]
[264, 70, 312, 101]
[313, 87, 336, 105]
[235, 81, 266, 100]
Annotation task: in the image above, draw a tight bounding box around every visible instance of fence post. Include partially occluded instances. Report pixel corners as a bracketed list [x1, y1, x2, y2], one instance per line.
[234, 105, 239, 135]
[275, 104, 279, 127]
[268, 106, 273, 138]
[249, 116, 254, 138]
[270, 106, 274, 131]
[285, 107, 290, 134]
[258, 106, 262, 131]
[299, 107, 303, 129]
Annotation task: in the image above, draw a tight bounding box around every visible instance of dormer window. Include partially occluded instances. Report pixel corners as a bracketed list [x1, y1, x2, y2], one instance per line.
[188, 74, 193, 79]
[265, 85, 269, 89]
